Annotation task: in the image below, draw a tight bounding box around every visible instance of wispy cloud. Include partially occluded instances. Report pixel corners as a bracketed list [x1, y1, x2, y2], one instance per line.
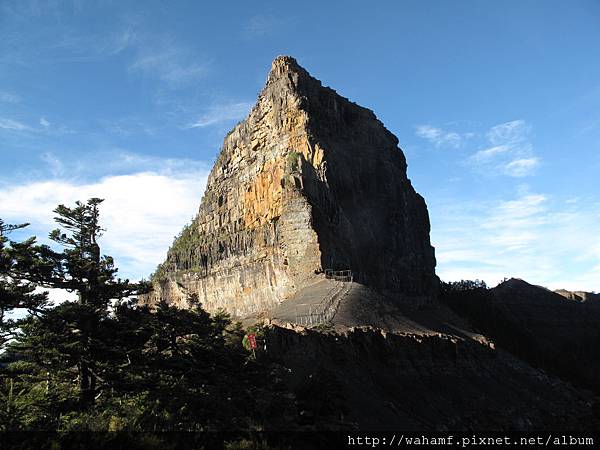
[103, 151, 210, 176]
[486, 119, 531, 145]
[0, 91, 20, 103]
[1, 9, 208, 88]
[113, 25, 209, 87]
[431, 192, 600, 291]
[104, 28, 138, 56]
[101, 117, 159, 137]
[129, 44, 208, 86]
[20, 150, 211, 181]
[415, 125, 471, 148]
[244, 15, 280, 37]
[0, 153, 210, 280]
[470, 145, 510, 162]
[0, 117, 31, 131]
[40, 152, 64, 177]
[504, 157, 540, 177]
[187, 102, 253, 128]
[468, 119, 540, 177]
[0, 116, 73, 135]
[482, 194, 548, 249]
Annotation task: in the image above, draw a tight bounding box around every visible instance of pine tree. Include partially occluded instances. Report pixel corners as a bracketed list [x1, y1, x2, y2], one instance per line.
[2, 199, 297, 436]
[0, 219, 51, 430]
[10, 199, 149, 409]
[0, 219, 49, 349]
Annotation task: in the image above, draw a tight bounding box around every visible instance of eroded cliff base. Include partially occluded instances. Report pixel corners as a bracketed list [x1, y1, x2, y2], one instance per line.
[238, 277, 600, 431]
[257, 323, 599, 431]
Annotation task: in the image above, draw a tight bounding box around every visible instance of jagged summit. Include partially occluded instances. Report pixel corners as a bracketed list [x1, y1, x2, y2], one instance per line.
[266, 55, 306, 81]
[555, 288, 600, 303]
[147, 56, 437, 317]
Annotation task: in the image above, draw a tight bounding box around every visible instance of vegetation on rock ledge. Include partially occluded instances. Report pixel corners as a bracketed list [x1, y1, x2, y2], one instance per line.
[152, 220, 203, 283]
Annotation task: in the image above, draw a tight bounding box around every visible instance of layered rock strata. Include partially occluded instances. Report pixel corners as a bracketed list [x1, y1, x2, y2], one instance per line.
[147, 56, 437, 317]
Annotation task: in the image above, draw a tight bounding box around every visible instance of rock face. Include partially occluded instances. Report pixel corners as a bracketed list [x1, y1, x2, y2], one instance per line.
[555, 288, 600, 303]
[147, 56, 437, 317]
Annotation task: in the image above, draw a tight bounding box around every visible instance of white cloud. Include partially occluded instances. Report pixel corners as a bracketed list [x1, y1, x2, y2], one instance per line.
[482, 194, 548, 245]
[40, 152, 64, 176]
[467, 119, 541, 178]
[504, 157, 540, 177]
[0, 117, 31, 131]
[101, 117, 158, 137]
[244, 15, 280, 37]
[105, 28, 138, 55]
[415, 125, 441, 140]
[470, 145, 510, 162]
[431, 192, 600, 292]
[0, 157, 209, 280]
[102, 151, 210, 176]
[415, 125, 464, 148]
[32, 22, 210, 87]
[0, 91, 20, 103]
[486, 120, 530, 145]
[131, 51, 206, 85]
[187, 102, 253, 128]
[41, 287, 78, 306]
[0, 116, 73, 135]
[128, 37, 208, 86]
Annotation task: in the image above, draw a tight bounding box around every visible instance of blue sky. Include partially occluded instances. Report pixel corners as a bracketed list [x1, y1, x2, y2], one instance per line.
[1, 0, 599, 291]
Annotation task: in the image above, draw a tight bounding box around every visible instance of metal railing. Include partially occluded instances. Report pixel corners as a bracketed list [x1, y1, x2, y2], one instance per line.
[325, 269, 353, 283]
[296, 270, 353, 327]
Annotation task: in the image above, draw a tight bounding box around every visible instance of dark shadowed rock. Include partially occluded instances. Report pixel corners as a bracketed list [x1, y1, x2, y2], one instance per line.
[261, 324, 598, 431]
[441, 277, 600, 393]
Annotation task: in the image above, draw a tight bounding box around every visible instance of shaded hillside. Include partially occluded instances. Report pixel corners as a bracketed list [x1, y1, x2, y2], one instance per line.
[250, 279, 600, 431]
[261, 324, 599, 431]
[440, 278, 600, 393]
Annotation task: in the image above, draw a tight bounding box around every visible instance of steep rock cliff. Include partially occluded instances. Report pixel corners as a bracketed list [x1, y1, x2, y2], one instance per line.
[147, 56, 437, 317]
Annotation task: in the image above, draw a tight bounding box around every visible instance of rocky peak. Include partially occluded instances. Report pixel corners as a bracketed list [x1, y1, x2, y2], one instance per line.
[146, 56, 437, 318]
[266, 55, 307, 83]
[555, 288, 600, 303]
